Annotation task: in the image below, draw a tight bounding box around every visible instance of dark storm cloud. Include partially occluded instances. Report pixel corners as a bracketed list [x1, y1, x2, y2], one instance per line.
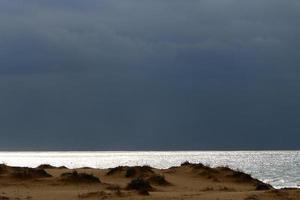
[0, 0, 299, 150]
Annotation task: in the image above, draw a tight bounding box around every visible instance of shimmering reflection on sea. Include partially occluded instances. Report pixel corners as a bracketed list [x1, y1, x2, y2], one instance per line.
[0, 151, 299, 188]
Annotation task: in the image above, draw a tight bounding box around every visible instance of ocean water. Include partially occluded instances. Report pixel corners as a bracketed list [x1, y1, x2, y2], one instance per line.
[0, 151, 299, 189]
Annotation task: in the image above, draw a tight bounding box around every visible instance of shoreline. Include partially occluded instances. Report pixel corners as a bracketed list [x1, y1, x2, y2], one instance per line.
[0, 162, 299, 200]
[0, 151, 299, 189]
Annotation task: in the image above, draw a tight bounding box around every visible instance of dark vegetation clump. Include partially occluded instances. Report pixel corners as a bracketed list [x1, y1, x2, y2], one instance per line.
[147, 175, 171, 186]
[0, 164, 51, 179]
[255, 182, 273, 190]
[0, 164, 9, 174]
[231, 170, 254, 182]
[107, 165, 154, 178]
[137, 189, 150, 196]
[216, 166, 234, 172]
[126, 178, 152, 195]
[125, 166, 154, 178]
[180, 161, 222, 181]
[125, 167, 136, 177]
[60, 171, 100, 183]
[0, 195, 10, 200]
[37, 164, 56, 169]
[11, 167, 52, 179]
[181, 161, 210, 170]
[198, 167, 220, 181]
[181, 161, 193, 166]
[229, 170, 273, 190]
[106, 166, 126, 176]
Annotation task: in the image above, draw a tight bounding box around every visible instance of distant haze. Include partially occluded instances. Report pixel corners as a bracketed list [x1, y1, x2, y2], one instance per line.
[0, 0, 299, 150]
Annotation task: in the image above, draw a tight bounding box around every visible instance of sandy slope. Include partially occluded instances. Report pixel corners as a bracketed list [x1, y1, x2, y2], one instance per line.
[0, 163, 299, 200]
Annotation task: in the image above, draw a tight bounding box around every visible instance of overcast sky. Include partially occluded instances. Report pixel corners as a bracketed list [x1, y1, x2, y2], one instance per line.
[0, 0, 299, 150]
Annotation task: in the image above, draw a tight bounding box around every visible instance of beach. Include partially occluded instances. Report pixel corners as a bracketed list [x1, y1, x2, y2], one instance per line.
[0, 162, 299, 200]
[1, 1, 299, 199]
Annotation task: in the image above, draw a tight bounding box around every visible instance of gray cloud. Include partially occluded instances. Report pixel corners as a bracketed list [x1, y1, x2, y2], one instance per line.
[0, 0, 299, 150]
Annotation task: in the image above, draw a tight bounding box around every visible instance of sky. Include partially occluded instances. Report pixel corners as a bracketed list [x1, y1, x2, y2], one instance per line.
[0, 0, 299, 150]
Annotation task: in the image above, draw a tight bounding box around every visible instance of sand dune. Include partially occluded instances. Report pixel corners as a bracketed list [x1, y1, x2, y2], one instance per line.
[0, 162, 298, 200]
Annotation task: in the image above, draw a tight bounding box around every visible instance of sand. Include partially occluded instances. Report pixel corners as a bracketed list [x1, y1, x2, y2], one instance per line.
[0, 162, 299, 200]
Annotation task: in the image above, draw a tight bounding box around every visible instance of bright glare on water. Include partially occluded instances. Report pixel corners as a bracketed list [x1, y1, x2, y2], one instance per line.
[0, 151, 299, 189]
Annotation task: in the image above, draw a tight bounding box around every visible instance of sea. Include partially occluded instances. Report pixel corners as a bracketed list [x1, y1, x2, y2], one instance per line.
[0, 151, 299, 189]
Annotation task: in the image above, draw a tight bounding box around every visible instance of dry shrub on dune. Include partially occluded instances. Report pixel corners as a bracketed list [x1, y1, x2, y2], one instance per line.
[11, 167, 52, 179]
[107, 165, 155, 178]
[0, 164, 9, 174]
[37, 164, 57, 169]
[60, 171, 100, 183]
[231, 170, 254, 182]
[147, 175, 171, 186]
[125, 166, 154, 178]
[228, 169, 273, 190]
[106, 166, 125, 175]
[0, 164, 51, 180]
[255, 182, 273, 190]
[126, 177, 153, 195]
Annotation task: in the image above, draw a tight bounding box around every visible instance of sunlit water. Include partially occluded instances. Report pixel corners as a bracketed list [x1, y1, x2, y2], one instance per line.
[0, 151, 299, 188]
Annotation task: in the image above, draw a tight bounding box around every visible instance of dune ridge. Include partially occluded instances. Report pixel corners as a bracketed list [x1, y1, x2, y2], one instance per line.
[0, 162, 298, 200]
